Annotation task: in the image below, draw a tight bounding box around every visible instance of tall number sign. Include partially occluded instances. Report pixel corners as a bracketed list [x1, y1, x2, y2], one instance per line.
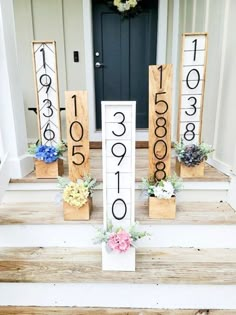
[65, 91, 89, 182]
[32, 41, 61, 145]
[178, 33, 208, 144]
[102, 101, 136, 271]
[149, 65, 172, 181]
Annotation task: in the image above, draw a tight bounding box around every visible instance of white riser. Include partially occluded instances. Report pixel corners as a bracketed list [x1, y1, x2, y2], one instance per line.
[0, 283, 235, 309]
[0, 225, 236, 248]
[2, 182, 229, 203]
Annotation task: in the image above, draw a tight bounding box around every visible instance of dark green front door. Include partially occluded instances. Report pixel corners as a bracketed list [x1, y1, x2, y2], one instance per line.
[92, 0, 158, 129]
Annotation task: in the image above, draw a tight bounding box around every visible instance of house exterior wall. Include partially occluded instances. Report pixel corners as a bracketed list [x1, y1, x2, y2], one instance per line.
[13, 0, 236, 173]
[166, 0, 236, 173]
[13, 0, 86, 141]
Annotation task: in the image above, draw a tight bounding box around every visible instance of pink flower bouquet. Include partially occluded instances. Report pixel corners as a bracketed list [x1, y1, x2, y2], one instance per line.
[94, 222, 150, 254]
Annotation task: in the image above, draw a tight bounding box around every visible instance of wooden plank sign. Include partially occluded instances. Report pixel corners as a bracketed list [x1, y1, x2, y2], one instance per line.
[149, 65, 172, 181]
[178, 33, 208, 144]
[65, 91, 90, 182]
[102, 101, 136, 271]
[32, 41, 61, 145]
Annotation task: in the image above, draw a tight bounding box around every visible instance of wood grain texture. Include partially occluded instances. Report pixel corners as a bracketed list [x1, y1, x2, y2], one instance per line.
[176, 159, 205, 178]
[0, 202, 234, 225]
[149, 65, 172, 180]
[0, 247, 236, 284]
[12, 150, 229, 183]
[0, 307, 234, 315]
[64, 198, 92, 221]
[65, 91, 90, 181]
[34, 159, 64, 179]
[149, 196, 176, 219]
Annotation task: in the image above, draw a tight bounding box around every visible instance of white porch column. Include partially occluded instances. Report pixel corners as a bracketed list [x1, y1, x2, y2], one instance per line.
[0, 0, 33, 178]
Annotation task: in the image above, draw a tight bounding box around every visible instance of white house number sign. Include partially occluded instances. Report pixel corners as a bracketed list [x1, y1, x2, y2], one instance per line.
[178, 33, 208, 144]
[32, 41, 61, 145]
[102, 101, 136, 271]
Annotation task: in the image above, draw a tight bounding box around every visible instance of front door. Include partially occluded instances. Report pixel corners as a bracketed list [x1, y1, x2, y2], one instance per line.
[92, 0, 158, 129]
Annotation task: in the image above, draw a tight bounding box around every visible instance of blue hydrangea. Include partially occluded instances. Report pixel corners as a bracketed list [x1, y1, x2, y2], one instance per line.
[35, 145, 59, 163]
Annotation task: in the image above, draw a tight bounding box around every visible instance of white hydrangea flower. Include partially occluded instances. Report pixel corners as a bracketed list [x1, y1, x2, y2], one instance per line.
[129, 0, 137, 7]
[118, 3, 126, 12]
[153, 181, 174, 199]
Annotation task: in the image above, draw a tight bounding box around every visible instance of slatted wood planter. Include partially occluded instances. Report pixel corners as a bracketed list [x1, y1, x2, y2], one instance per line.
[63, 197, 92, 221]
[34, 159, 64, 179]
[149, 196, 176, 219]
[175, 159, 205, 178]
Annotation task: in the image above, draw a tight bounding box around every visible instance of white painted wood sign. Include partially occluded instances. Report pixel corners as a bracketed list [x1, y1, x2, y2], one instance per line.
[32, 41, 61, 145]
[178, 33, 208, 145]
[102, 101, 136, 271]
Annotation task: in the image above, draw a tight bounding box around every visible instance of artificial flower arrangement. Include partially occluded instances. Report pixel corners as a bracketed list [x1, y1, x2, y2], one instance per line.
[94, 221, 149, 253]
[174, 139, 214, 177]
[58, 175, 97, 221]
[105, 0, 142, 16]
[28, 142, 67, 178]
[142, 174, 183, 219]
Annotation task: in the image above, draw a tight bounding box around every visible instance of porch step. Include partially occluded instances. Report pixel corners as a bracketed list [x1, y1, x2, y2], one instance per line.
[10, 149, 229, 183]
[0, 307, 234, 314]
[2, 181, 230, 203]
[0, 201, 234, 225]
[0, 247, 236, 284]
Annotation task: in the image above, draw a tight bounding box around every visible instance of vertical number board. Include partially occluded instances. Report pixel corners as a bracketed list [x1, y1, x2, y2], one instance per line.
[32, 41, 61, 145]
[102, 101, 135, 228]
[65, 91, 90, 182]
[178, 33, 208, 144]
[102, 101, 136, 271]
[149, 65, 172, 181]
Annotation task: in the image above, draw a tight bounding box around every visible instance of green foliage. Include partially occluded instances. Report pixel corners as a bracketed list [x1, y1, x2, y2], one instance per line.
[57, 176, 70, 189]
[27, 143, 37, 155]
[94, 221, 150, 245]
[58, 174, 97, 195]
[77, 175, 97, 195]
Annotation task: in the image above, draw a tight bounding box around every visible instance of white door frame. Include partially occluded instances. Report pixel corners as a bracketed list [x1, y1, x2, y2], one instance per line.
[82, 0, 168, 141]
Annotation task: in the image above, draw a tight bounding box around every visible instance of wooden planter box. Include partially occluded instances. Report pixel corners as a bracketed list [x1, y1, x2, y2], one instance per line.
[175, 158, 205, 178]
[149, 196, 176, 219]
[64, 197, 92, 221]
[34, 159, 64, 179]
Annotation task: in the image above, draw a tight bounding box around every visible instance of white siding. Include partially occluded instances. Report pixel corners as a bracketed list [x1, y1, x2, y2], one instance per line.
[13, 0, 86, 140]
[168, 0, 236, 172]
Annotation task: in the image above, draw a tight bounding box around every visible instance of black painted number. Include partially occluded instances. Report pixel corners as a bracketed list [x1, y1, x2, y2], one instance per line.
[112, 112, 126, 137]
[43, 99, 53, 118]
[112, 198, 127, 220]
[186, 69, 200, 90]
[111, 142, 126, 166]
[72, 145, 85, 166]
[158, 65, 163, 89]
[43, 123, 55, 141]
[40, 47, 46, 69]
[39, 74, 52, 94]
[184, 123, 195, 141]
[192, 39, 197, 61]
[115, 171, 120, 194]
[70, 121, 84, 142]
[154, 161, 166, 181]
[185, 96, 197, 116]
[72, 94, 77, 117]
